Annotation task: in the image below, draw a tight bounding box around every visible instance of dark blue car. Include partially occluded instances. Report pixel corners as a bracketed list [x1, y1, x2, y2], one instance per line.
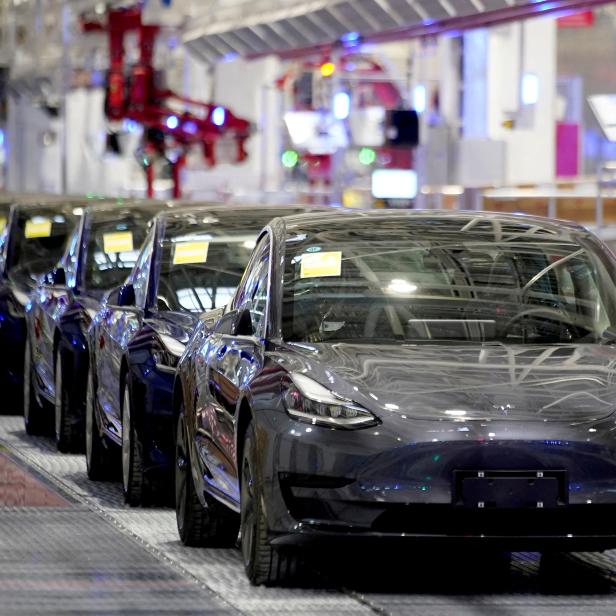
[86, 204, 324, 506]
[0, 199, 83, 411]
[24, 201, 169, 449]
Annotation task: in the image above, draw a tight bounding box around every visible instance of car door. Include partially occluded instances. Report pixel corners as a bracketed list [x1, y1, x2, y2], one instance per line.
[196, 236, 271, 504]
[97, 232, 153, 442]
[33, 224, 81, 400]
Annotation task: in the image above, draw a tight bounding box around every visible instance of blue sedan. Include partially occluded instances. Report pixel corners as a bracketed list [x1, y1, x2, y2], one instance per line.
[24, 201, 168, 449]
[0, 199, 82, 411]
[86, 204, 325, 506]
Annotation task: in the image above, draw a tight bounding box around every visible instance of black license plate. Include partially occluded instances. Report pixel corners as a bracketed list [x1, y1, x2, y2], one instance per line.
[453, 470, 567, 509]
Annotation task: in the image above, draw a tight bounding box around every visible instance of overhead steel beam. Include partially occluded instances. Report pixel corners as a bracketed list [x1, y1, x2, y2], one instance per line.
[244, 0, 616, 60]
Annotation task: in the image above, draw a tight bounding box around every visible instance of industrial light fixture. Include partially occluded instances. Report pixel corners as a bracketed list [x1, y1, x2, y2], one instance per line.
[333, 92, 351, 120]
[166, 115, 179, 130]
[320, 62, 336, 78]
[413, 84, 427, 114]
[211, 106, 226, 127]
[281, 149, 299, 168]
[521, 73, 539, 105]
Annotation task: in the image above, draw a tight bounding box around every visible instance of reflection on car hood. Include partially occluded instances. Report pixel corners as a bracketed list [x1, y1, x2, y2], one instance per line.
[275, 342, 616, 423]
[151, 311, 198, 343]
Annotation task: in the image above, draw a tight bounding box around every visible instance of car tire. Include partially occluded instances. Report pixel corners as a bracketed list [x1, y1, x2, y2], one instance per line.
[121, 376, 148, 507]
[175, 410, 238, 547]
[55, 347, 81, 453]
[85, 366, 114, 481]
[241, 421, 301, 586]
[23, 342, 47, 435]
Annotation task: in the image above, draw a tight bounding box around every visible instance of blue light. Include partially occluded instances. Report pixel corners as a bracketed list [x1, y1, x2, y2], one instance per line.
[0, 129, 5, 147]
[123, 119, 138, 133]
[333, 91, 351, 120]
[413, 84, 427, 114]
[166, 115, 179, 130]
[341, 31, 360, 46]
[183, 120, 198, 135]
[212, 107, 226, 127]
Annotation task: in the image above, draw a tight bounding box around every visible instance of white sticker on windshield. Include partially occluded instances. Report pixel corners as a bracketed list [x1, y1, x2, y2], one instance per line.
[103, 231, 134, 254]
[173, 241, 209, 265]
[300, 251, 342, 278]
[25, 218, 52, 239]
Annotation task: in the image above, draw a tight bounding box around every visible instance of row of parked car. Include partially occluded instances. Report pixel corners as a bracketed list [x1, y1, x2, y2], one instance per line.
[3, 192, 616, 585]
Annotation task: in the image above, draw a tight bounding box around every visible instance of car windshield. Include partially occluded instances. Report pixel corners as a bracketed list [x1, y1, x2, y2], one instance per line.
[7, 207, 78, 284]
[281, 216, 616, 345]
[157, 208, 308, 313]
[84, 210, 156, 291]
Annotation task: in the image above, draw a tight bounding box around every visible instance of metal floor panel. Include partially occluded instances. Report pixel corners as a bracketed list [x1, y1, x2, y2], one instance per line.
[0, 507, 234, 614]
[4, 416, 616, 614]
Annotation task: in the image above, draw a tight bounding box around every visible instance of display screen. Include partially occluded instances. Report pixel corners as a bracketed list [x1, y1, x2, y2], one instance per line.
[284, 111, 348, 154]
[371, 169, 418, 200]
[588, 94, 616, 142]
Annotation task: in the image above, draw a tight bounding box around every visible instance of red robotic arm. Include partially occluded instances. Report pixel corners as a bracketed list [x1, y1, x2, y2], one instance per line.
[83, 6, 251, 197]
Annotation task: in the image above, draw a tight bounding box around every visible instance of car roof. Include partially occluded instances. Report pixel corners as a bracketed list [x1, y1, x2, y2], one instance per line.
[159, 201, 331, 218]
[275, 209, 588, 237]
[155, 203, 330, 224]
[85, 200, 172, 222]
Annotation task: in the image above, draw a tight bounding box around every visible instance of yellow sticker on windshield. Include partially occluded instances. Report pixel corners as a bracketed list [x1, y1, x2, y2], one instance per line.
[103, 231, 134, 254]
[300, 251, 342, 279]
[25, 219, 52, 239]
[173, 241, 209, 265]
[0, 217, 7, 234]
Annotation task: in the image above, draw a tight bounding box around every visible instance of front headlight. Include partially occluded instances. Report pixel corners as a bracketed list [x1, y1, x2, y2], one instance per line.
[152, 334, 186, 369]
[283, 372, 379, 430]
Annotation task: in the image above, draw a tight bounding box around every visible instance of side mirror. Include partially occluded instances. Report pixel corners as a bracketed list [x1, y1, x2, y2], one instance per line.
[215, 308, 254, 336]
[235, 307, 254, 337]
[51, 266, 66, 286]
[105, 285, 121, 306]
[117, 283, 136, 307]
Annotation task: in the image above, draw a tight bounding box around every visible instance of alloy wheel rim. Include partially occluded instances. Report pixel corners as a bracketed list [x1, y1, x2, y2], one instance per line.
[122, 386, 131, 493]
[241, 460, 256, 569]
[175, 416, 187, 530]
[85, 374, 93, 468]
[23, 347, 30, 422]
[54, 351, 62, 442]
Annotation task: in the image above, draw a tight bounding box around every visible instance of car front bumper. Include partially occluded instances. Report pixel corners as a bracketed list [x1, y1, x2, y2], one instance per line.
[256, 409, 616, 549]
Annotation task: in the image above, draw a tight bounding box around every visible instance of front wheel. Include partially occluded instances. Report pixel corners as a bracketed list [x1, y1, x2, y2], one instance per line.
[85, 366, 115, 481]
[23, 342, 47, 435]
[240, 422, 301, 586]
[55, 347, 82, 453]
[175, 410, 238, 547]
[121, 377, 148, 506]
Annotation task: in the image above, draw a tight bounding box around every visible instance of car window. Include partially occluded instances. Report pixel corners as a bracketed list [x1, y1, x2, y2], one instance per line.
[153, 210, 291, 314]
[83, 216, 150, 293]
[233, 236, 270, 337]
[7, 207, 78, 284]
[130, 230, 155, 309]
[281, 217, 616, 345]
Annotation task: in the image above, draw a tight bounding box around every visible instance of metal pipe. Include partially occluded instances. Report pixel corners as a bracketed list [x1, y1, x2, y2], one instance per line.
[548, 195, 556, 219]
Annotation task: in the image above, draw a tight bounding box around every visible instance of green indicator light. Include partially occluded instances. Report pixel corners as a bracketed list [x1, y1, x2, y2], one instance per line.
[281, 149, 299, 168]
[358, 147, 376, 165]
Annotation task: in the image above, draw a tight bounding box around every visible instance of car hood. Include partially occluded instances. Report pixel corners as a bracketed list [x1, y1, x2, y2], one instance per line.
[272, 342, 616, 424]
[150, 311, 199, 344]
